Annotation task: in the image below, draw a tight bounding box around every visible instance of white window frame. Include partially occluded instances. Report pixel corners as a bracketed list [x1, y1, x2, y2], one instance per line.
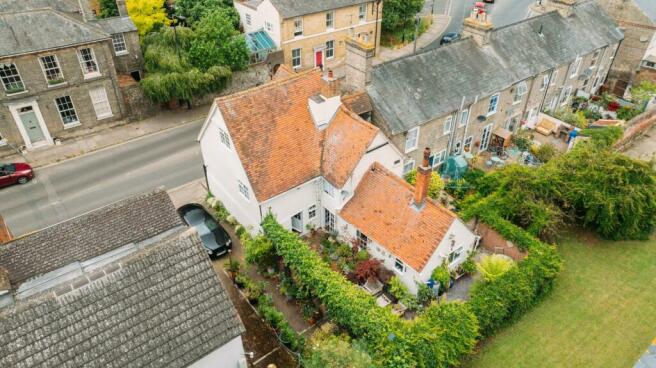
[291, 48, 302, 69]
[0, 63, 25, 93]
[403, 159, 415, 175]
[111, 33, 128, 55]
[429, 149, 446, 168]
[356, 230, 370, 249]
[308, 205, 317, 219]
[265, 21, 273, 32]
[513, 81, 528, 104]
[245, 13, 252, 26]
[570, 56, 582, 78]
[89, 87, 113, 120]
[540, 74, 549, 91]
[405, 127, 419, 153]
[324, 209, 336, 232]
[591, 49, 600, 67]
[39, 55, 65, 85]
[238, 180, 250, 200]
[487, 93, 500, 116]
[326, 40, 335, 59]
[394, 258, 405, 273]
[294, 17, 303, 37]
[443, 115, 453, 135]
[550, 70, 559, 86]
[326, 11, 335, 30]
[459, 109, 469, 127]
[219, 127, 231, 149]
[78, 48, 100, 78]
[359, 4, 367, 22]
[464, 136, 473, 152]
[55, 95, 80, 127]
[448, 247, 463, 265]
[559, 86, 572, 106]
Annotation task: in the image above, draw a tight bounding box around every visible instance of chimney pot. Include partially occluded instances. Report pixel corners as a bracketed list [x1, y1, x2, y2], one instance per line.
[413, 147, 432, 209]
[321, 70, 340, 98]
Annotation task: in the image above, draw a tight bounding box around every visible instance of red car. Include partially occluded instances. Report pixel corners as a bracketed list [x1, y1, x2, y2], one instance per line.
[0, 163, 34, 188]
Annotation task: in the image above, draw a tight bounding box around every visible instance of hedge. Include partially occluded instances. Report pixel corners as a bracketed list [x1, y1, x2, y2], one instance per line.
[262, 215, 479, 368]
[462, 204, 563, 336]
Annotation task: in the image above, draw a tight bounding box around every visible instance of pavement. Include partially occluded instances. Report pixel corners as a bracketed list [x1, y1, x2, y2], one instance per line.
[1, 104, 210, 169]
[624, 124, 656, 164]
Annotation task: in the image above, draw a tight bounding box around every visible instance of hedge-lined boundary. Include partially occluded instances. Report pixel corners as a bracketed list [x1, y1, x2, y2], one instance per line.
[262, 214, 479, 368]
[462, 204, 563, 336]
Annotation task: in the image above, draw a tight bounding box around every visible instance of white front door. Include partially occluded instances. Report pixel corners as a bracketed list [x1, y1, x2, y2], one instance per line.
[9, 101, 53, 149]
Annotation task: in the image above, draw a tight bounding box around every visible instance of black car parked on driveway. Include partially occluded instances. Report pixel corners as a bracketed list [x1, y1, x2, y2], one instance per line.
[178, 203, 232, 258]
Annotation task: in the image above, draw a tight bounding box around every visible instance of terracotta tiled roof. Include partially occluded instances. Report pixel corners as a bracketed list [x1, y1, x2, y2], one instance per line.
[322, 107, 378, 188]
[340, 163, 457, 272]
[273, 64, 295, 80]
[216, 70, 377, 201]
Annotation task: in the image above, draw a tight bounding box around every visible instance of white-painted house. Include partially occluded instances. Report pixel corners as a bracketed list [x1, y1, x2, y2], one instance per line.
[198, 69, 478, 293]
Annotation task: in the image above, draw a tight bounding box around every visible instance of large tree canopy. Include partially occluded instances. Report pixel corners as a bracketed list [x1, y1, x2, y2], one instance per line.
[188, 8, 249, 71]
[126, 0, 170, 36]
[173, 0, 239, 26]
[98, 0, 119, 18]
[382, 0, 424, 33]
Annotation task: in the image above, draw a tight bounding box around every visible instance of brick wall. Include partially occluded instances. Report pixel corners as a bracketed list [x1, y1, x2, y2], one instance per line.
[475, 222, 527, 261]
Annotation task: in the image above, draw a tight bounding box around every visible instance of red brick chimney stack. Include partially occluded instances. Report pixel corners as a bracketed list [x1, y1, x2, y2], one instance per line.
[414, 147, 431, 208]
[321, 69, 340, 98]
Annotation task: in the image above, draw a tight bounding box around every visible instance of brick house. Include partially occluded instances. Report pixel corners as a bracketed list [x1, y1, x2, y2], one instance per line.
[347, 0, 623, 173]
[234, 0, 383, 71]
[0, 0, 142, 153]
[198, 69, 477, 293]
[596, 0, 656, 96]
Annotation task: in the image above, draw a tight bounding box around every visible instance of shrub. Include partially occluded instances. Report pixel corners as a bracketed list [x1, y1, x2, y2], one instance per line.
[533, 143, 558, 163]
[512, 130, 533, 151]
[262, 215, 479, 367]
[388, 276, 410, 301]
[354, 259, 381, 283]
[476, 254, 515, 282]
[416, 283, 435, 306]
[224, 259, 240, 273]
[617, 106, 643, 121]
[243, 235, 277, 272]
[431, 263, 451, 292]
[553, 108, 588, 128]
[582, 108, 602, 121]
[580, 126, 623, 148]
[404, 169, 444, 199]
[256, 294, 304, 351]
[460, 253, 477, 275]
[356, 249, 370, 262]
[304, 331, 374, 368]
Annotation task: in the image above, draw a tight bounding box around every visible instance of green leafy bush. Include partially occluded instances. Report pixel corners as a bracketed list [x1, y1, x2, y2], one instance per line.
[304, 331, 374, 368]
[256, 294, 304, 351]
[243, 234, 277, 272]
[476, 254, 515, 282]
[460, 253, 477, 274]
[617, 106, 643, 121]
[553, 108, 588, 129]
[262, 215, 479, 367]
[533, 143, 558, 163]
[404, 169, 444, 199]
[431, 263, 451, 292]
[580, 126, 624, 148]
[416, 282, 435, 306]
[512, 130, 533, 151]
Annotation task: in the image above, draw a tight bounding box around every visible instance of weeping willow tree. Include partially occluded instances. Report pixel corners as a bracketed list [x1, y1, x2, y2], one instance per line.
[140, 9, 248, 104]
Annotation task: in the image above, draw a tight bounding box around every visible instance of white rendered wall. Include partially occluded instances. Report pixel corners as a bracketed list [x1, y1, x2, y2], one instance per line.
[189, 335, 246, 368]
[260, 178, 321, 234]
[200, 106, 262, 232]
[235, 0, 282, 47]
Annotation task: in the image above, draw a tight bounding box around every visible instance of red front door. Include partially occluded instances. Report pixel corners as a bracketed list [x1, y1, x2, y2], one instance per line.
[315, 50, 323, 67]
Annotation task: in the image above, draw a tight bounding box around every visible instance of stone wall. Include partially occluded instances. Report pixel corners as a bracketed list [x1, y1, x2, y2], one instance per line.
[191, 63, 271, 107]
[614, 107, 656, 150]
[120, 77, 158, 122]
[112, 31, 143, 75]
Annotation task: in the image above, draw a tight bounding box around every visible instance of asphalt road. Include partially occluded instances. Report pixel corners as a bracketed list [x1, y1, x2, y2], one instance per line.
[0, 120, 205, 237]
[426, 0, 536, 49]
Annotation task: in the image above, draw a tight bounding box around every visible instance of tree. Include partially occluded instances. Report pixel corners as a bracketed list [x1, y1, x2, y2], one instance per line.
[188, 8, 249, 71]
[126, 0, 170, 36]
[174, 0, 239, 26]
[630, 80, 656, 104]
[98, 0, 119, 18]
[476, 254, 515, 282]
[404, 169, 444, 199]
[382, 0, 425, 41]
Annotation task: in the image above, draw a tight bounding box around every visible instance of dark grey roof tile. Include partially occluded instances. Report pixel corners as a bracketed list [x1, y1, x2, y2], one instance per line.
[270, 0, 369, 18]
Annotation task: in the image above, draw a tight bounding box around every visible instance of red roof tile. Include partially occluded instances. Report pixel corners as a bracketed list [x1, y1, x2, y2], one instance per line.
[216, 70, 378, 201]
[340, 163, 457, 271]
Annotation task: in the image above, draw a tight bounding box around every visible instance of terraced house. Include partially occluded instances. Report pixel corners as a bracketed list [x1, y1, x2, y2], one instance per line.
[349, 0, 623, 173]
[0, 0, 142, 153]
[235, 0, 383, 71]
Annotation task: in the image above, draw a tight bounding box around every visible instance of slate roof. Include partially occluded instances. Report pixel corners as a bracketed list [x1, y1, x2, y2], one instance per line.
[212, 70, 379, 201]
[0, 9, 109, 57]
[89, 16, 137, 34]
[0, 0, 81, 14]
[0, 229, 245, 368]
[340, 163, 457, 272]
[270, 0, 369, 18]
[0, 190, 183, 288]
[367, 1, 624, 134]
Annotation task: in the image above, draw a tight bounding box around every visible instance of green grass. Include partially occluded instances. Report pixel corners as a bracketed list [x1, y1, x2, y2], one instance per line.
[466, 233, 656, 368]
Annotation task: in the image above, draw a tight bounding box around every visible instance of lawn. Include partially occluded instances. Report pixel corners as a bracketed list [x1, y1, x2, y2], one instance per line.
[466, 232, 656, 368]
